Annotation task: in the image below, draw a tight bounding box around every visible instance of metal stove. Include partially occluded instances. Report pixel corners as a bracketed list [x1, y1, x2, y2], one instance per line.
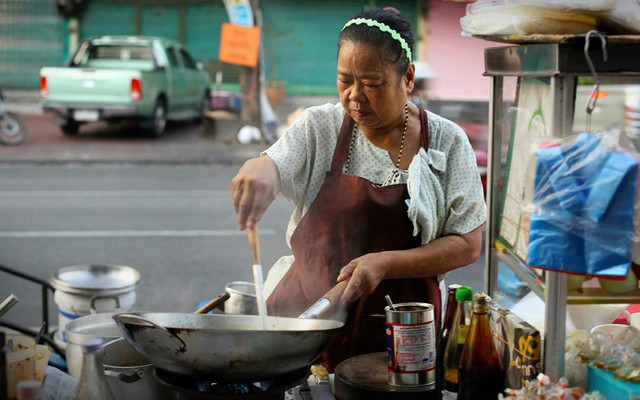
[153, 366, 336, 400]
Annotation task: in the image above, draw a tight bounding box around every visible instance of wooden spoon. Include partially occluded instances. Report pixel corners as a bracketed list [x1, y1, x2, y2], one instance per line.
[247, 225, 261, 266]
[194, 291, 231, 314]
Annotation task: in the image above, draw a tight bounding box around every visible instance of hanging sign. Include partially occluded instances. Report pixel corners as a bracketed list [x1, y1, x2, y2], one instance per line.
[222, 0, 254, 26]
[218, 22, 261, 67]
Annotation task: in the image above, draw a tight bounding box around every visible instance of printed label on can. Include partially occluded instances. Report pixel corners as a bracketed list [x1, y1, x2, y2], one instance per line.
[386, 321, 435, 373]
[441, 389, 458, 400]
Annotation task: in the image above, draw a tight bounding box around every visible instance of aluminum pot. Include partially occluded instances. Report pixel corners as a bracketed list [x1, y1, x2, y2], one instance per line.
[64, 312, 122, 379]
[103, 338, 169, 400]
[223, 281, 258, 315]
[50, 264, 140, 343]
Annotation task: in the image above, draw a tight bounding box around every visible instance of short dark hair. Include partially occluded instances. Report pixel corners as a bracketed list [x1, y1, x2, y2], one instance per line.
[338, 8, 414, 76]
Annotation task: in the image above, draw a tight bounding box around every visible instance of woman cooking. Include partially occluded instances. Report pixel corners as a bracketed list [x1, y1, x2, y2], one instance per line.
[231, 7, 485, 369]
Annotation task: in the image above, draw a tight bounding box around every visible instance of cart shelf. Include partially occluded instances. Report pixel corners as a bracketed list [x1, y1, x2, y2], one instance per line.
[484, 40, 640, 381]
[495, 241, 640, 305]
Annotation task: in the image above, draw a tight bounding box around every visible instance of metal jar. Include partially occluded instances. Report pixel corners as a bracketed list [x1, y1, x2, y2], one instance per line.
[103, 338, 169, 400]
[224, 281, 258, 315]
[385, 302, 436, 387]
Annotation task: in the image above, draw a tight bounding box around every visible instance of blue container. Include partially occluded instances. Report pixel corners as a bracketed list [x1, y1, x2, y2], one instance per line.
[587, 364, 640, 399]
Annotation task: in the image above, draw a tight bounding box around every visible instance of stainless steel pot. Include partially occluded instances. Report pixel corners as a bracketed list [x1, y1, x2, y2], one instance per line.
[50, 264, 140, 345]
[113, 312, 344, 382]
[65, 312, 122, 378]
[103, 338, 169, 400]
[223, 281, 257, 315]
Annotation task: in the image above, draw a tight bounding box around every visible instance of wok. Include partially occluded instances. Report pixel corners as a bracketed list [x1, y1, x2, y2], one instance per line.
[113, 312, 344, 382]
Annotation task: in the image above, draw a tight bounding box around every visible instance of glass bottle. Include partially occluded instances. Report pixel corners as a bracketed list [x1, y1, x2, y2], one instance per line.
[436, 283, 461, 394]
[75, 338, 115, 400]
[458, 293, 505, 400]
[441, 285, 473, 400]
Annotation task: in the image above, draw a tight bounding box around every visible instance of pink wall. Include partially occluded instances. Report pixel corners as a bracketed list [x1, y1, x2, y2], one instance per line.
[425, 1, 504, 102]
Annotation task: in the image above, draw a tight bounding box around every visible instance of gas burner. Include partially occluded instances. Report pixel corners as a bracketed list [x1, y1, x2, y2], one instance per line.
[154, 366, 309, 400]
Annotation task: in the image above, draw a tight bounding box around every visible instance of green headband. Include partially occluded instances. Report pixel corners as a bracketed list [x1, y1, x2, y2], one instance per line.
[341, 18, 413, 63]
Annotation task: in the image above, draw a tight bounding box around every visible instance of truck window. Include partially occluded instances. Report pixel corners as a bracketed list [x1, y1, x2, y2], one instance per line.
[73, 43, 155, 70]
[178, 49, 197, 70]
[166, 48, 179, 68]
[91, 45, 151, 61]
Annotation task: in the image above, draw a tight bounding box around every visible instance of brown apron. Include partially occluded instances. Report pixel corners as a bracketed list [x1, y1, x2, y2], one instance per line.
[266, 108, 441, 370]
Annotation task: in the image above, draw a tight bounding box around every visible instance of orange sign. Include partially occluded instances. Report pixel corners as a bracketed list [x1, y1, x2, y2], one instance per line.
[218, 22, 261, 67]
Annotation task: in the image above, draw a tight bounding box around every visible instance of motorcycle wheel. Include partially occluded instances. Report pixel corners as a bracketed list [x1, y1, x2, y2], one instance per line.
[0, 112, 26, 146]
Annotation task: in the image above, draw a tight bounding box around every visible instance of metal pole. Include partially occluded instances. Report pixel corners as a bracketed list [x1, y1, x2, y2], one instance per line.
[542, 75, 574, 381]
[42, 285, 50, 335]
[543, 271, 567, 381]
[484, 75, 504, 296]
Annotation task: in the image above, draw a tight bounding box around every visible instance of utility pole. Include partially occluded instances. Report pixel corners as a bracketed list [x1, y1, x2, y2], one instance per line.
[238, 0, 262, 131]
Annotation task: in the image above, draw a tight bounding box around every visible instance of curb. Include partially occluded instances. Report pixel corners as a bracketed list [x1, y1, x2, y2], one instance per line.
[0, 112, 269, 166]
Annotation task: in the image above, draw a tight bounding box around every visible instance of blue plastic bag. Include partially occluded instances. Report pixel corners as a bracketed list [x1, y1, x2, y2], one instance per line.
[527, 133, 638, 277]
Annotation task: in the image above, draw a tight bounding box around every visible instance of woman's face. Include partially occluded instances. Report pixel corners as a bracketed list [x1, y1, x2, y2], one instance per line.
[337, 40, 414, 131]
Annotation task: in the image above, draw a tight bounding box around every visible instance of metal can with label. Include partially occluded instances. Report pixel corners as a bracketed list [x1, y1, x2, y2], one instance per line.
[385, 302, 436, 386]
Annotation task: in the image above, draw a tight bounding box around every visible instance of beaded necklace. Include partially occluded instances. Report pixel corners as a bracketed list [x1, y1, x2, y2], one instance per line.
[344, 103, 409, 173]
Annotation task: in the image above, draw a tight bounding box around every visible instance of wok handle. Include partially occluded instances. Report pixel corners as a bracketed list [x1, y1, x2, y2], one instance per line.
[194, 291, 230, 314]
[299, 281, 348, 319]
[114, 314, 187, 352]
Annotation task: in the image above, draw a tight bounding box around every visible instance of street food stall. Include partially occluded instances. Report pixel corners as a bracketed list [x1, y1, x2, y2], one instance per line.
[6, 2, 640, 400]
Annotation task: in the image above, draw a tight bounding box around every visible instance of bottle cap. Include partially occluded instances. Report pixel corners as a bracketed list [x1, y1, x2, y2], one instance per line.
[473, 292, 491, 313]
[16, 380, 42, 400]
[447, 283, 461, 292]
[455, 286, 473, 301]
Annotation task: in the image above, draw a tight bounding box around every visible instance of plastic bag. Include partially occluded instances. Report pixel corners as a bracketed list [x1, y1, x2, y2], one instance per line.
[489, 298, 542, 389]
[598, 0, 640, 34]
[526, 130, 639, 278]
[508, 0, 613, 12]
[460, 0, 598, 36]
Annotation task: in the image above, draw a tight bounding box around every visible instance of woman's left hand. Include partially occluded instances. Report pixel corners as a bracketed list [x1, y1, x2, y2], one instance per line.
[337, 253, 390, 303]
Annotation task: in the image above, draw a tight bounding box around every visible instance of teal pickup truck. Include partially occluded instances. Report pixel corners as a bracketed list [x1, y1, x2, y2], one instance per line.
[40, 36, 211, 136]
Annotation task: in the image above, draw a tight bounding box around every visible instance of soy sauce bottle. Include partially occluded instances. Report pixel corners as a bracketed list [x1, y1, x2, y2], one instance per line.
[457, 293, 505, 400]
[441, 285, 473, 400]
[436, 284, 460, 394]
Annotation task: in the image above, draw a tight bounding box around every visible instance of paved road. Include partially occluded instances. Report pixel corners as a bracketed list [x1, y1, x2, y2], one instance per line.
[0, 164, 294, 329]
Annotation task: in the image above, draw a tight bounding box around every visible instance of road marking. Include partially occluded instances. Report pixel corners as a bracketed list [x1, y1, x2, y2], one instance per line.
[0, 190, 230, 197]
[0, 229, 276, 238]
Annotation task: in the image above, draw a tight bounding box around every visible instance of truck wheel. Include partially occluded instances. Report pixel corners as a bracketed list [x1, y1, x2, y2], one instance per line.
[61, 119, 79, 135]
[197, 92, 210, 124]
[150, 99, 167, 136]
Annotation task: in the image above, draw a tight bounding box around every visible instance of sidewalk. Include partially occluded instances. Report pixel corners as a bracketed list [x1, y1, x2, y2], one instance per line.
[1, 90, 338, 165]
[0, 113, 270, 165]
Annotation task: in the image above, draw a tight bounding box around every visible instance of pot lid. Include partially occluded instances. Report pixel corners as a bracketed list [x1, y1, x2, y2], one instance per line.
[50, 264, 140, 293]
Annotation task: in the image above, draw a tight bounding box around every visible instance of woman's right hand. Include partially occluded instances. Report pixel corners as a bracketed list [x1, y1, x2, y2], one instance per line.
[231, 155, 281, 230]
